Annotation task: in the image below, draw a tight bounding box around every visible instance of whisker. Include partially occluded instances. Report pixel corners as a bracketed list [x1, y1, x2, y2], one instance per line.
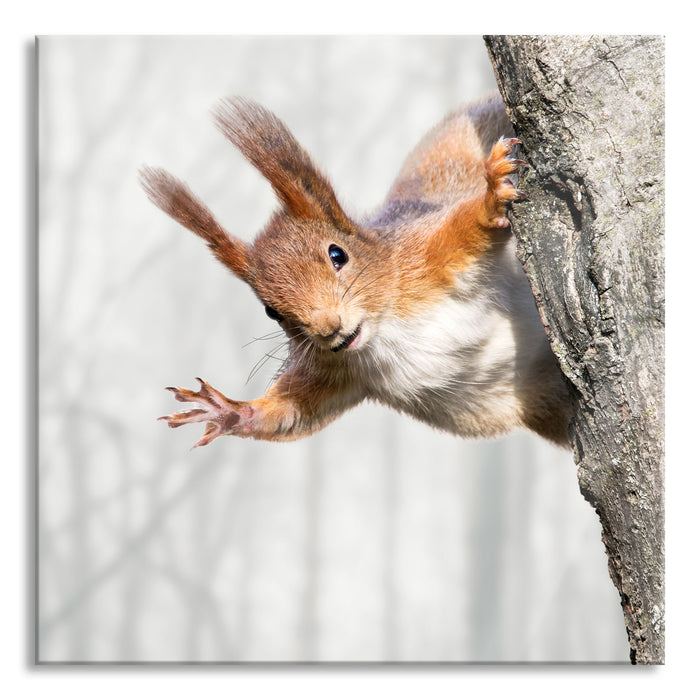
[341, 260, 374, 303]
[246, 340, 290, 385]
[247, 323, 320, 391]
[346, 269, 389, 303]
[242, 329, 286, 347]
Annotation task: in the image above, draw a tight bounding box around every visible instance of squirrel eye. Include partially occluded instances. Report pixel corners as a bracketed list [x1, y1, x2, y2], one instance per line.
[264, 305, 284, 323]
[328, 244, 349, 270]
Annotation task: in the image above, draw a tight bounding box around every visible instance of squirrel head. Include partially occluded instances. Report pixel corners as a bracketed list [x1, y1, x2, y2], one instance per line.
[246, 213, 391, 353]
[142, 98, 394, 353]
[216, 98, 395, 352]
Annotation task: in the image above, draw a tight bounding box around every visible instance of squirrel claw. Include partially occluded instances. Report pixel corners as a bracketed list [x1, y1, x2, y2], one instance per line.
[482, 137, 528, 228]
[159, 378, 249, 445]
[191, 422, 221, 449]
[158, 409, 208, 427]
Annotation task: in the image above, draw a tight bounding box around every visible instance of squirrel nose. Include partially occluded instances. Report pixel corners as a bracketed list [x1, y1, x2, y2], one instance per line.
[310, 308, 342, 339]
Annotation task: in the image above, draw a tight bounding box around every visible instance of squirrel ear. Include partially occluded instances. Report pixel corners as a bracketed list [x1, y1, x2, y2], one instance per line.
[213, 98, 355, 233]
[140, 166, 252, 283]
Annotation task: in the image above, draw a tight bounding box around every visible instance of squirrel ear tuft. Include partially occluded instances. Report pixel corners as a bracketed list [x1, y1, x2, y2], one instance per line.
[213, 98, 355, 233]
[140, 166, 252, 283]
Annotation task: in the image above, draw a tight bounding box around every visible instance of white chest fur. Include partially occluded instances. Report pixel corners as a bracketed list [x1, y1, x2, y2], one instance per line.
[354, 244, 550, 437]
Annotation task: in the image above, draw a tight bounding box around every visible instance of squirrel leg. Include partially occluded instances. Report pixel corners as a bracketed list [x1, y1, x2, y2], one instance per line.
[159, 375, 354, 447]
[480, 137, 527, 229]
[416, 137, 528, 268]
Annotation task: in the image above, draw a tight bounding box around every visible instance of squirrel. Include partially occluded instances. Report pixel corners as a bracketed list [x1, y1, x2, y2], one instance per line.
[140, 94, 572, 449]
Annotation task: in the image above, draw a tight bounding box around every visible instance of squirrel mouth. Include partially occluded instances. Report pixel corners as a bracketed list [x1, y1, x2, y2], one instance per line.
[330, 325, 361, 353]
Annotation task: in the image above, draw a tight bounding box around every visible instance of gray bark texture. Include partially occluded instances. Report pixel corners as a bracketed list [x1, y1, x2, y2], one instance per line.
[484, 35, 665, 664]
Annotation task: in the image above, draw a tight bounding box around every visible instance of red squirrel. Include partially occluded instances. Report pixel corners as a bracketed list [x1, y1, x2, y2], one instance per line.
[141, 95, 572, 448]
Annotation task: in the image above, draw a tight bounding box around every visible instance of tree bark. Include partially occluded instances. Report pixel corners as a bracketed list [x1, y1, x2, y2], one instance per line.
[484, 35, 664, 664]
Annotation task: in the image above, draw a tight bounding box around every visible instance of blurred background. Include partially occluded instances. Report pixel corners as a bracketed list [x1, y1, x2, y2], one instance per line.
[37, 35, 630, 662]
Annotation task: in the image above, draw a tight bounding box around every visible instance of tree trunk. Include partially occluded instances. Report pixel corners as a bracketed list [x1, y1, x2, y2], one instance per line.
[484, 35, 665, 664]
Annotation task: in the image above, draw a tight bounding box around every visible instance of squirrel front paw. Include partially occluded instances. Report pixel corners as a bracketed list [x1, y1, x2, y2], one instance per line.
[482, 137, 527, 229]
[159, 377, 254, 448]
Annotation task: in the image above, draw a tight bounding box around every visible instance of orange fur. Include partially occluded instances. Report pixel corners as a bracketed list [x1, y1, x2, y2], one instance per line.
[386, 114, 486, 204]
